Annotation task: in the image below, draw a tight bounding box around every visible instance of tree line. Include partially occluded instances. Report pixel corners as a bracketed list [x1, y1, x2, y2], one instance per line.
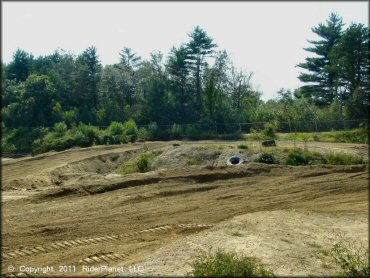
[1, 13, 368, 153]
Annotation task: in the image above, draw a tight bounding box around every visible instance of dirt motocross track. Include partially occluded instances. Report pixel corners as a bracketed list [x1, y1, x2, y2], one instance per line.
[1, 140, 369, 277]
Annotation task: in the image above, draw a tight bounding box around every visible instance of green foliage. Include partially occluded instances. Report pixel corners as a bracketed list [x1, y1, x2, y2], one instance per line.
[147, 122, 169, 140]
[237, 144, 248, 149]
[262, 123, 276, 139]
[286, 149, 363, 166]
[137, 154, 150, 172]
[2, 21, 368, 154]
[331, 242, 369, 277]
[137, 127, 149, 140]
[286, 149, 327, 166]
[124, 119, 138, 136]
[170, 123, 182, 139]
[54, 122, 68, 136]
[108, 121, 125, 136]
[256, 153, 279, 164]
[2, 127, 47, 153]
[332, 127, 368, 144]
[118, 149, 163, 175]
[325, 153, 364, 165]
[189, 250, 274, 277]
[297, 13, 344, 106]
[281, 127, 368, 144]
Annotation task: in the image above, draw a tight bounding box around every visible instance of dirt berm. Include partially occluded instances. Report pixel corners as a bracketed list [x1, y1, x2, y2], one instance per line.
[1, 141, 368, 276]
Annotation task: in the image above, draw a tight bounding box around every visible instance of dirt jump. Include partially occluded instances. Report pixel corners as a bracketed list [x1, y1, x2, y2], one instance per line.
[1, 140, 368, 277]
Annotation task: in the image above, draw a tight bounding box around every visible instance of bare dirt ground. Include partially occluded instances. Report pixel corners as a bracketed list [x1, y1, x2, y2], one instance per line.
[1, 140, 368, 277]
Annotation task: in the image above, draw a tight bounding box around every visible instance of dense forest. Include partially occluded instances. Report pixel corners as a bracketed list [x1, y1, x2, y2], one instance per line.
[1, 13, 369, 154]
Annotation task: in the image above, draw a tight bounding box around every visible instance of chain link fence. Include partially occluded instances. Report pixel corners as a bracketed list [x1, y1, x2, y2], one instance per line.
[135, 119, 368, 134]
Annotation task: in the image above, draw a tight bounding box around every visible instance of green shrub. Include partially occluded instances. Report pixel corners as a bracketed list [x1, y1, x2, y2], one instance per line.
[189, 250, 274, 277]
[76, 123, 100, 145]
[138, 127, 149, 140]
[2, 141, 17, 153]
[331, 242, 369, 277]
[262, 123, 276, 139]
[170, 123, 182, 139]
[326, 152, 364, 165]
[256, 153, 279, 164]
[333, 127, 368, 144]
[286, 149, 327, 166]
[54, 122, 68, 136]
[124, 119, 138, 136]
[3, 127, 47, 153]
[108, 121, 125, 136]
[238, 144, 248, 149]
[147, 122, 170, 140]
[148, 122, 160, 139]
[137, 154, 150, 172]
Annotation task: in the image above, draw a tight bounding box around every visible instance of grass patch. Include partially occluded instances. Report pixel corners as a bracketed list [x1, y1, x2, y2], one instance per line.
[118, 149, 163, 175]
[286, 149, 327, 166]
[286, 149, 365, 166]
[231, 231, 243, 237]
[278, 127, 368, 144]
[189, 250, 274, 277]
[325, 152, 365, 165]
[331, 242, 369, 276]
[238, 144, 249, 150]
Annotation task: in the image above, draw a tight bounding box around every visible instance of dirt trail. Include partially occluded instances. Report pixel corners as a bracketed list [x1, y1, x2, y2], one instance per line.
[1, 141, 368, 277]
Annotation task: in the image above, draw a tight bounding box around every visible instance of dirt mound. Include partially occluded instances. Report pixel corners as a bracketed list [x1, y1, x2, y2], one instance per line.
[49, 149, 141, 186]
[151, 146, 221, 169]
[136, 210, 368, 277]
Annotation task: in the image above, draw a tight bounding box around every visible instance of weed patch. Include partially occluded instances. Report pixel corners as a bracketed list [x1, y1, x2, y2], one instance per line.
[331, 242, 369, 276]
[256, 153, 279, 164]
[189, 250, 274, 277]
[238, 144, 248, 150]
[118, 149, 163, 175]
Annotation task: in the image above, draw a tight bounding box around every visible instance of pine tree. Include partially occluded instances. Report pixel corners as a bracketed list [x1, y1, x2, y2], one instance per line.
[332, 23, 369, 103]
[167, 45, 190, 122]
[187, 26, 217, 113]
[5, 49, 33, 82]
[297, 13, 344, 106]
[74, 46, 101, 110]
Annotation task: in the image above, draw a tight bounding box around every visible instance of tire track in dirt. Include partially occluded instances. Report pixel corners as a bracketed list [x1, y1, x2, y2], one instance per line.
[2, 224, 213, 262]
[79, 252, 133, 265]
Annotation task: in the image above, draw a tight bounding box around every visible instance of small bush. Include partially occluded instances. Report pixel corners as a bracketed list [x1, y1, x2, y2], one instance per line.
[108, 121, 125, 136]
[331, 242, 369, 277]
[54, 122, 68, 136]
[256, 153, 279, 164]
[285, 149, 364, 166]
[138, 127, 149, 140]
[118, 149, 163, 175]
[326, 152, 364, 165]
[124, 119, 138, 136]
[189, 250, 274, 277]
[137, 154, 150, 172]
[170, 123, 182, 139]
[262, 123, 276, 139]
[238, 144, 248, 149]
[148, 122, 161, 140]
[286, 149, 327, 166]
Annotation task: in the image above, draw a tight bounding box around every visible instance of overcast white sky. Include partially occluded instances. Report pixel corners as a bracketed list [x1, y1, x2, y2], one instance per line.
[2, 1, 368, 100]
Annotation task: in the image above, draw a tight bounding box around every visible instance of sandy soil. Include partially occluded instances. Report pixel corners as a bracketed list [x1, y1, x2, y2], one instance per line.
[1, 140, 368, 277]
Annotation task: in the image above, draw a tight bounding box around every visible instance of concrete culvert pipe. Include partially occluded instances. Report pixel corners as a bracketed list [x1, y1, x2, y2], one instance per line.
[227, 156, 244, 165]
